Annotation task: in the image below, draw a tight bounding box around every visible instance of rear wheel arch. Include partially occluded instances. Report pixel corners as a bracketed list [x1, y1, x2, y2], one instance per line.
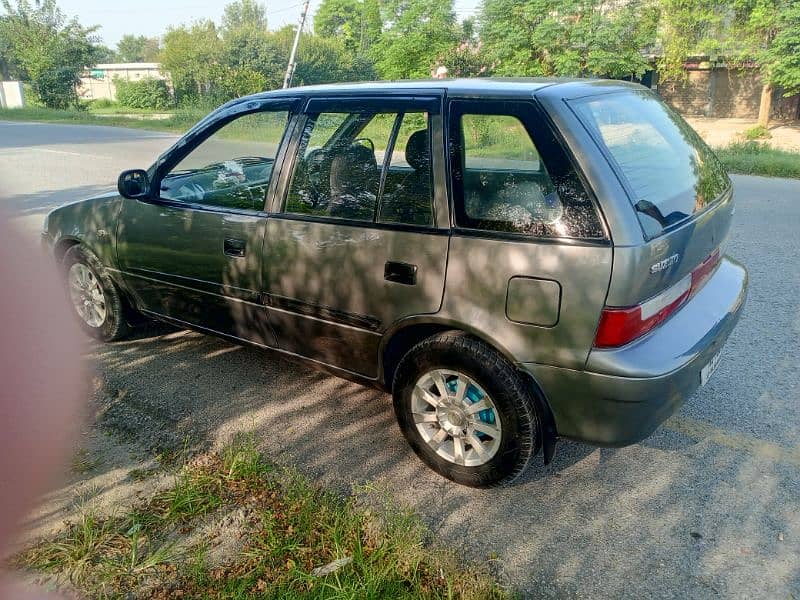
[380, 318, 524, 389]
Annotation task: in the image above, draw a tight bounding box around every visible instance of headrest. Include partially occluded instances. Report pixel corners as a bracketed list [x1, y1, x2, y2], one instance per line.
[330, 142, 378, 194]
[405, 130, 429, 172]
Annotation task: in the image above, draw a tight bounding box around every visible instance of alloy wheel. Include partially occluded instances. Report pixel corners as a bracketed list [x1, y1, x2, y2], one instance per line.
[411, 369, 502, 467]
[68, 263, 107, 328]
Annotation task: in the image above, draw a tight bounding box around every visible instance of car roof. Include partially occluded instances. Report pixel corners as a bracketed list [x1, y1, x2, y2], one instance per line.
[246, 77, 644, 101]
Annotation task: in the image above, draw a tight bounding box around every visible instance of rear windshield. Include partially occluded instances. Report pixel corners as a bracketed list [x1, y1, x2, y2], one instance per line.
[569, 90, 730, 238]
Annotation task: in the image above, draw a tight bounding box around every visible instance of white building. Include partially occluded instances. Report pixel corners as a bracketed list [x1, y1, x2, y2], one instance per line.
[77, 63, 167, 101]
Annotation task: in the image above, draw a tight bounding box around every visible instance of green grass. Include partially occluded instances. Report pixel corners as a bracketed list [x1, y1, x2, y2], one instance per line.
[12, 433, 509, 599]
[715, 141, 800, 179]
[742, 125, 772, 141]
[0, 106, 205, 134]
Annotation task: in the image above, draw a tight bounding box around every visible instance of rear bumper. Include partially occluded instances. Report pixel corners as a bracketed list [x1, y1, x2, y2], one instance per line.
[521, 256, 748, 446]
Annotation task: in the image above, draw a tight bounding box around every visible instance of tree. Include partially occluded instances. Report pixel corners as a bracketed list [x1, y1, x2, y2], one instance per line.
[765, 2, 800, 96]
[656, 0, 729, 83]
[159, 20, 223, 100]
[480, 0, 658, 78]
[294, 33, 375, 84]
[0, 0, 101, 108]
[222, 26, 287, 89]
[116, 34, 160, 62]
[370, 0, 461, 79]
[730, 0, 800, 126]
[314, 0, 382, 55]
[221, 0, 267, 33]
[270, 25, 375, 86]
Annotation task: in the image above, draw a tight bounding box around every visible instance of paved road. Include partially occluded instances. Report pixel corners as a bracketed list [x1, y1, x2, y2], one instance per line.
[2, 121, 799, 599]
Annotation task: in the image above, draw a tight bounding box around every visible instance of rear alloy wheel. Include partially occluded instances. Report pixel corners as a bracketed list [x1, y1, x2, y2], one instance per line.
[393, 333, 541, 487]
[411, 369, 502, 467]
[62, 245, 130, 341]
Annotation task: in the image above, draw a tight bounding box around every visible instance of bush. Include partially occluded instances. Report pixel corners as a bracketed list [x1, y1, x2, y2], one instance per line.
[716, 141, 800, 179]
[743, 125, 772, 140]
[31, 67, 80, 110]
[114, 77, 173, 110]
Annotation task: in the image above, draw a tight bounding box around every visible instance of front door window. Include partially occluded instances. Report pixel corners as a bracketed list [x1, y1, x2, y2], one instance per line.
[159, 110, 290, 211]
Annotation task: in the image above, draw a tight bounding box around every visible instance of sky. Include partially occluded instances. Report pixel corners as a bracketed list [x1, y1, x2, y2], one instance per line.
[53, 0, 482, 47]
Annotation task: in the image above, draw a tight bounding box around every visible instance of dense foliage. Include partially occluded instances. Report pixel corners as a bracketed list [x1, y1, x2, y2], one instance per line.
[114, 77, 172, 109]
[0, 0, 103, 108]
[481, 0, 658, 78]
[116, 34, 160, 63]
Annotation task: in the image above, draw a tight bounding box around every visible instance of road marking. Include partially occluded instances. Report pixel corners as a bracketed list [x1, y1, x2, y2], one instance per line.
[38, 148, 110, 159]
[665, 415, 800, 467]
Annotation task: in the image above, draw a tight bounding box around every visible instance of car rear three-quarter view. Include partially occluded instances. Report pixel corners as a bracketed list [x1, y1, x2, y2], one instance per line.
[394, 80, 746, 486]
[42, 79, 747, 488]
[522, 81, 748, 449]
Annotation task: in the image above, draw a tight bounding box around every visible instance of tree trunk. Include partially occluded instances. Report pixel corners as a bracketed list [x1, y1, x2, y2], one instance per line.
[757, 81, 773, 129]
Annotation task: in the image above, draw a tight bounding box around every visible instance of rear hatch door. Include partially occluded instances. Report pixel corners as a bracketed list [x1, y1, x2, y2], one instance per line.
[567, 89, 734, 305]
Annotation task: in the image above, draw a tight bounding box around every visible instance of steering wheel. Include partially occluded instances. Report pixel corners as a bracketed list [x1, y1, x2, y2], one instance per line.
[351, 137, 375, 152]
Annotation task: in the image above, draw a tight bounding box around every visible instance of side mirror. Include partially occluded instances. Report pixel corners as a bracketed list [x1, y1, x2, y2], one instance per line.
[118, 169, 150, 199]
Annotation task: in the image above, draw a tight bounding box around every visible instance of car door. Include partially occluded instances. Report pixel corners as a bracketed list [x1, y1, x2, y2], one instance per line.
[263, 95, 450, 377]
[116, 98, 298, 346]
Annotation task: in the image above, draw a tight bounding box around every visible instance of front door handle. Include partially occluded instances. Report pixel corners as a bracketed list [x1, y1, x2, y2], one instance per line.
[224, 238, 246, 257]
[384, 261, 417, 285]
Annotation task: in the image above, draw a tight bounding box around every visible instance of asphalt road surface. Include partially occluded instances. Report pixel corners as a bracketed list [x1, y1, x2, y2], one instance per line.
[2, 121, 799, 599]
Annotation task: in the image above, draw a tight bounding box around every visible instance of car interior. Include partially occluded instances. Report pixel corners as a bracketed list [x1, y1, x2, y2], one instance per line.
[286, 112, 434, 225]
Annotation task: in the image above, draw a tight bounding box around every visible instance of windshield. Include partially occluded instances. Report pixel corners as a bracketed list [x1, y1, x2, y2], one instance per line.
[569, 90, 730, 238]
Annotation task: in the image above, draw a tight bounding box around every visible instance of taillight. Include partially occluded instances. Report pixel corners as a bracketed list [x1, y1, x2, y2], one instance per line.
[594, 249, 722, 348]
[690, 249, 721, 298]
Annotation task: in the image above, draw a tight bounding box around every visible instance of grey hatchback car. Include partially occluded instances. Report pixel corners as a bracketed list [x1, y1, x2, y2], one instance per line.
[43, 79, 747, 487]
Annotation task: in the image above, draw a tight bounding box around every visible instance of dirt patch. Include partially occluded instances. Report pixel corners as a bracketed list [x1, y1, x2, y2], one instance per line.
[685, 117, 800, 151]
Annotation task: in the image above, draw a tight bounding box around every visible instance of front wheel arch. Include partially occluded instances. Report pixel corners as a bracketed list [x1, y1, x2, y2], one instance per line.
[54, 237, 82, 264]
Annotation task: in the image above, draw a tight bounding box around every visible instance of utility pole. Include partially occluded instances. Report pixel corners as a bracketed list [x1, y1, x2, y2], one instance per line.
[283, 0, 310, 89]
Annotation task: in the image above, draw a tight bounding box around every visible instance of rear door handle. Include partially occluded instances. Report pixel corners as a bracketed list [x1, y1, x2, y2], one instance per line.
[384, 261, 417, 285]
[224, 238, 246, 257]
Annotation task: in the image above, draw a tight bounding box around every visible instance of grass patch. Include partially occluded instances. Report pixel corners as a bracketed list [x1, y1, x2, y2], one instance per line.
[715, 141, 800, 179]
[12, 434, 508, 599]
[0, 106, 205, 134]
[742, 125, 772, 141]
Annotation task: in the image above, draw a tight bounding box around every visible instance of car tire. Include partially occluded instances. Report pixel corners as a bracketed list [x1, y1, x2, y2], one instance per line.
[62, 245, 130, 342]
[393, 332, 541, 487]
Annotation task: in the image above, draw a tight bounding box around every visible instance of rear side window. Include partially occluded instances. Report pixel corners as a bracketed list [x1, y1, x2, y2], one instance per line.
[569, 91, 730, 238]
[449, 100, 604, 240]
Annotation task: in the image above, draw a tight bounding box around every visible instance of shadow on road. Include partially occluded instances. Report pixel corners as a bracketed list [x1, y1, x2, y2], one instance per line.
[81, 320, 799, 598]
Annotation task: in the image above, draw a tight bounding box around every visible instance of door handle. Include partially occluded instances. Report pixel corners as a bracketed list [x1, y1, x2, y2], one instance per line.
[384, 261, 417, 285]
[224, 238, 246, 257]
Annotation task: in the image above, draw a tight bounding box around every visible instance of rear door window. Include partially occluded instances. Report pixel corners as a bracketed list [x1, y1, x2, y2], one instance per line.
[569, 91, 730, 238]
[284, 107, 434, 226]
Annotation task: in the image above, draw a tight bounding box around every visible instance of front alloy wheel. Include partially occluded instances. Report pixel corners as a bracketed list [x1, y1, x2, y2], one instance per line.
[62, 245, 130, 341]
[68, 262, 107, 328]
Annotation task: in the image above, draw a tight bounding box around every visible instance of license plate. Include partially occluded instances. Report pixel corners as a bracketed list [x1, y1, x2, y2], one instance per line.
[700, 351, 722, 386]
